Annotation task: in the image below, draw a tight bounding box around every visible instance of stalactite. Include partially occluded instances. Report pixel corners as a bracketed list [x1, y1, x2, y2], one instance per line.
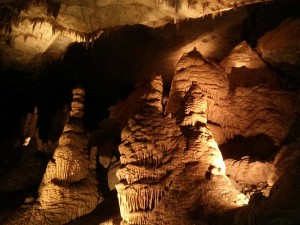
[15, 17, 103, 43]
[116, 183, 165, 224]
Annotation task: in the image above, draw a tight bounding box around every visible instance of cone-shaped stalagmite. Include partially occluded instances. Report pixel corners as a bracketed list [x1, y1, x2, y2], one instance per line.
[5, 87, 103, 225]
[116, 71, 247, 225]
[166, 49, 299, 145]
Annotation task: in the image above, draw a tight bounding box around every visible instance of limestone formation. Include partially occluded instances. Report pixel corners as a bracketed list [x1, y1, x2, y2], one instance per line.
[225, 156, 272, 186]
[109, 75, 164, 128]
[0, 0, 271, 70]
[4, 87, 103, 225]
[19, 106, 40, 147]
[116, 75, 247, 225]
[234, 140, 300, 225]
[220, 41, 280, 90]
[166, 49, 229, 117]
[221, 41, 267, 73]
[257, 17, 300, 75]
[179, 82, 208, 126]
[166, 49, 300, 145]
[12, 106, 45, 152]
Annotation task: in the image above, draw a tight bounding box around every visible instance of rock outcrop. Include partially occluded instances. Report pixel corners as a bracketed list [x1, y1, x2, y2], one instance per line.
[221, 41, 266, 74]
[4, 87, 103, 225]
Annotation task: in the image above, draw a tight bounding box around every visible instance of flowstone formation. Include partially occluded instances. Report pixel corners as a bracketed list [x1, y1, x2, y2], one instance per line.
[4, 87, 103, 225]
[163, 47, 300, 224]
[116, 75, 247, 225]
[166, 49, 299, 145]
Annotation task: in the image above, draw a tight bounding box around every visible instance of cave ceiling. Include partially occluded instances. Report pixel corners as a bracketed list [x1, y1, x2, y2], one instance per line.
[0, 0, 292, 71]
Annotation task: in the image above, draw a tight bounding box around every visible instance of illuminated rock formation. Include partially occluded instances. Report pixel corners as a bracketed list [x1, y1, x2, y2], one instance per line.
[116, 75, 247, 225]
[179, 82, 208, 126]
[4, 87, 103, 225]
[257, 17, 300, 73]
[162, 47, 300, 225]
[234, 140, 300, 225]
[220, 41, 280, 90]
[221, 41, 266, 74]
[109, 75, 164, 128]
[166, 49, 299, 145]
[225, 156, 272, 186]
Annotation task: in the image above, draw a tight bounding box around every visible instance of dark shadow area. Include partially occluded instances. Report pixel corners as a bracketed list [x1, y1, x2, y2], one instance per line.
[219, 134, 278, 160]
[0, 184, 40, 224]
[243, 1, 300, 47]
[284, 115, 300, 144]
[67, 190, 121, 225]
[189, 203, 242, 225]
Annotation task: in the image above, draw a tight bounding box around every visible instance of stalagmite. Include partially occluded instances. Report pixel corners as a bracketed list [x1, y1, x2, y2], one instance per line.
[4, 87, 103, 225]
[166, 49, 229, 118]
[19, 106, 43, 148]
[22, 106, 38, 138]
[116, 72, 247, 225]
[179, 82, 207, 126]
[166, 49, 300, 145]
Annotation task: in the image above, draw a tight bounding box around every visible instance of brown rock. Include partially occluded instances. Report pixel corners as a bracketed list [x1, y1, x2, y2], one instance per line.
[167, 49, 299, 145]
[257, 17, 300, 75]
[116, 75, 247, 225]
[4, 87, 103, 225]
[225, 156, 272, 186]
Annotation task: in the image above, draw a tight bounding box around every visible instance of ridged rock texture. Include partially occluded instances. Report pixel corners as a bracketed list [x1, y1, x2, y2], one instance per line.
[225, 156, 272, 187]
[4, 87, 103, 225]
[234, 139, 300, 225]
[0, 0, 271, 70]
[109, 75, 165, 128]
[163, 47, 300, 225]
[166, 49, 300, 146]
[220, 41, 280, 91]
[116, 75, 248, 225]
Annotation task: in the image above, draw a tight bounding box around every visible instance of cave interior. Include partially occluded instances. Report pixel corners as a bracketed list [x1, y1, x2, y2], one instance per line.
[0, 0, 300, 225]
